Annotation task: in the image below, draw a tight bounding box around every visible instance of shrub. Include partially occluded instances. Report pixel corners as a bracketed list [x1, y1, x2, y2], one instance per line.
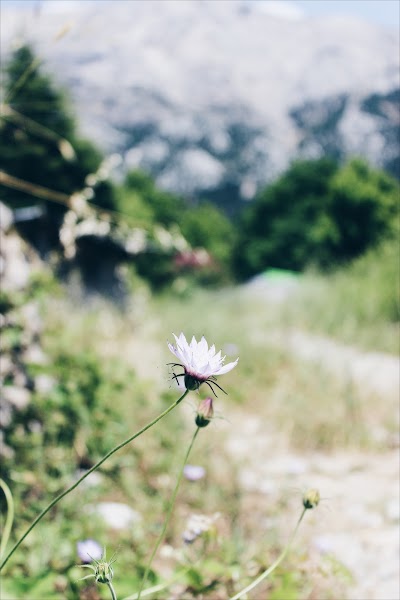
[234, 158, 399, 278]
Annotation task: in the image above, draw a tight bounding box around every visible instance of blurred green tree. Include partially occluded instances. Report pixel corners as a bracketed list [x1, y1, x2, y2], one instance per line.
[180, 201, 236, 267]
[1, 44, 115, 252]
[118, 172, 236, 286]
[234, 158, 338, 277]
[327, 158, 398, 260]
[121, 170, 185, 227]
[234, 157, 398, 278]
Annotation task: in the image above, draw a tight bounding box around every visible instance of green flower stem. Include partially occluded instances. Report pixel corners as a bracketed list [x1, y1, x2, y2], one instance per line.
[107, 581, 117, 600]
[0, 478, 15, 560]
[229, 507, 308, 600]
[137, 426, 200, 600]
[0, 390, 189, 572]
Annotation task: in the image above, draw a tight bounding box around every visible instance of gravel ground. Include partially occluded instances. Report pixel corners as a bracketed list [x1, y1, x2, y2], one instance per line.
[226, 415, 399, 600]
[224, 330, 399, 600]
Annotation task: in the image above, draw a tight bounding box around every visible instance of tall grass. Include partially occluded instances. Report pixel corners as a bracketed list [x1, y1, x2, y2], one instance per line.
[287, 237, 399, 354]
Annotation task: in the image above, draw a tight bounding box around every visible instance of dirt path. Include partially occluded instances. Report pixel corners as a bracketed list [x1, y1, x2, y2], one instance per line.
[268, 329, 399, 400]
[222, 330, 399, 600]
[225, 411, 399, 600]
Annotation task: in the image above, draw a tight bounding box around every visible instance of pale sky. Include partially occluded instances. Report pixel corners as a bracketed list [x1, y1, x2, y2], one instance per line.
[294, 0, 399, 28]
[3, 0, 399, 29]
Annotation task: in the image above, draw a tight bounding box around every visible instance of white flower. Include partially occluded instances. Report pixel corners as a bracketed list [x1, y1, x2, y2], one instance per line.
[182, 512, 220, 544]
[168, 333, 238, 394]
[183, 464, 206, 481]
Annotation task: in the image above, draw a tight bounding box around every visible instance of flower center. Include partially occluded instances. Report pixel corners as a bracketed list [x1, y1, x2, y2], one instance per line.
[184, 374, 201, 391]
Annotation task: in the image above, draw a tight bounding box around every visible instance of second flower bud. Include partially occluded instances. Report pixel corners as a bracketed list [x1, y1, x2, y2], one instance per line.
[195, 397, 214, 428]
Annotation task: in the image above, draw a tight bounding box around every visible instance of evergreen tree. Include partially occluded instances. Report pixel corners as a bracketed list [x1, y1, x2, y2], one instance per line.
[1, 44, 114, 252]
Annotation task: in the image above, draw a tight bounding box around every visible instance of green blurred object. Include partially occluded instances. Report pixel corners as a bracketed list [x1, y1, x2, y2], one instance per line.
[234, 157, 399, 278]
[260, 268, 300, 281]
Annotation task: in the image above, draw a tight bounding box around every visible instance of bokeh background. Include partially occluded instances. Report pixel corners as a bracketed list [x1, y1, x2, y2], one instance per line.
[1, 1, 399, 599]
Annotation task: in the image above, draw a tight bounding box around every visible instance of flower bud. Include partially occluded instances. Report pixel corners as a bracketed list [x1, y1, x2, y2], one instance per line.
[95, 561, 114, 584]
[303, 488, 320, 510]
[195, 397, 214, 428]
[76, 547, 117, 586]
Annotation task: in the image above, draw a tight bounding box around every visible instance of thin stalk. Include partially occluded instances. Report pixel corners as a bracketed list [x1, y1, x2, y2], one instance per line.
[107, 581, 117, 600]
[0, 478, 15, 559]
[0, 390, 188, 572]
[137, 427, 200, 600]
[229, 507, 308, 600]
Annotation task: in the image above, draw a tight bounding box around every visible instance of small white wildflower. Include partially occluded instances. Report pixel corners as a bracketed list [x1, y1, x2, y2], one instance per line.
[183, 464, 206, 481]
[182, 513, 220, 544]
[168, 333, 238, 395]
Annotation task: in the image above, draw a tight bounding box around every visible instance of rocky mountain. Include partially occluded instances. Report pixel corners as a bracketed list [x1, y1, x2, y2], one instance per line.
[2, 0, 399, 211]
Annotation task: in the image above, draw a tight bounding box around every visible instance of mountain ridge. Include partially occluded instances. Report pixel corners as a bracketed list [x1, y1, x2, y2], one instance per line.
[2, 0, 399, 209]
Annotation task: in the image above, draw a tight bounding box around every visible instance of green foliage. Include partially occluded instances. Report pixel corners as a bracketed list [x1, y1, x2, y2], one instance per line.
[328, 158, 398, 260]
[5, 45, 74, 137]
[121, 170, 185, 227]
[286, 236, 399, 351]
[180, 201, 236, 267]
[134, 250, 177, 290]
[1, 44, 115, 250]
[118, 171, 236, 288]
[2, 349, 132, 493]
[234, 158, 338, 276]
[234, 157, 399, 278]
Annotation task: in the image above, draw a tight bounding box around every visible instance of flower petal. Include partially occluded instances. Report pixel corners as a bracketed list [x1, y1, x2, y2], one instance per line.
[168, 333, 238, 384]
[214, 358, 239, 375]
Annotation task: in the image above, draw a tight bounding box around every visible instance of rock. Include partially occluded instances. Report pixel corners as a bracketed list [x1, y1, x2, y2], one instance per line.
[34, 374, 56, 394]
[0, 431, 14, 460]
[0, 400, 13, 428]
[0, 202, 13, 232]
[0, 355, 14, 381]
[23, 344, 49, 365]
[385, 499, 400, 522]
[19, 302, 43, 335]
[91, 502, 142, 530]
[2, 386, 30, 409]
[0, 231, 32, 291]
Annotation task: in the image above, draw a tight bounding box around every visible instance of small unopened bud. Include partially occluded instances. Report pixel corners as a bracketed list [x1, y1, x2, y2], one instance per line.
[95, 560, 114, 584]
[76, 548, 117, 586]
[303, 488, 320, 510]
[195, 397, 214, 428]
